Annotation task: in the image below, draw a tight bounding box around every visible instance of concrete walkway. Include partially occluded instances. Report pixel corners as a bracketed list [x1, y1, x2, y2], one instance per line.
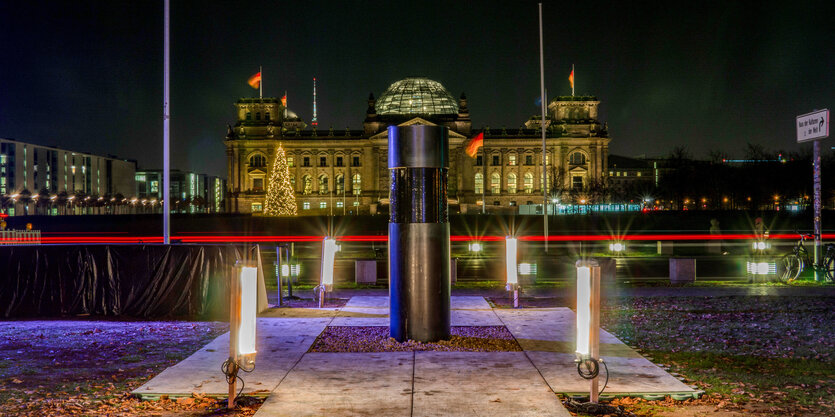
[135, 296, 696, 416]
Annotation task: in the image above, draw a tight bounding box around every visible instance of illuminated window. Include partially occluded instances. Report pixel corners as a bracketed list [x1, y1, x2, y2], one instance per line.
[303, 202, 310, 210]
[336, 174, 344, 194]
[524, 172, 534, 193]
[253, 178, 264, 191]
[251, 203, 262, 212]
[336, 201, 343, 208]
[320, 201, 327, 209]
[375, 77, 458, 115]
[508, 154, 517, 166]
[302, 175, 312, 195]
[290, 175, 295, 186]
[491, 173, 501, 194]
[637, 172, 642, 177]
[572, 176, 584, 190]
[507, 173, 517, 194]
[474, 172, 483, 194]
[288, 156, 294, 167]
[352, 173, 362, 195]
[353, 201, 359, 206]
[318, 174, 329, 194]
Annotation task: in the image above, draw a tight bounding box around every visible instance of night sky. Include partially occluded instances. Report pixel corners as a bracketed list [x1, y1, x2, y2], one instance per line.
[1, 0, 833, 177]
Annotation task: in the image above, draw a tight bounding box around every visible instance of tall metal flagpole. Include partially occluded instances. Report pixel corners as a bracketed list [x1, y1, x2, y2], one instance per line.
[163, 0, 170, 244]
[259, 65, 262, 99]
[481, 141, 486, 214]
[572, 64, 575, 96]
[538, 3, 548, 252]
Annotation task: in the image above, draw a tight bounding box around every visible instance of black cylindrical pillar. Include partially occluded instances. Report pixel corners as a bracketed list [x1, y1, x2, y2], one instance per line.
[388, 124, 451, 342]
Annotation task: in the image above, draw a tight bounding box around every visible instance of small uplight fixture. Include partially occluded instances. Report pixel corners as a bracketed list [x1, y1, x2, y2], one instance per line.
[608, 242, 625, 253]
[281, 264, 290, 277]
[575, 259, 602, 403]
[752, 241, 770, 251]
[317, 237, 340, 307]
[505, 237, 519, 307]
[233, 261, 258, 359]
[746, 261, 776, 276]
[468, 241, 483, 253]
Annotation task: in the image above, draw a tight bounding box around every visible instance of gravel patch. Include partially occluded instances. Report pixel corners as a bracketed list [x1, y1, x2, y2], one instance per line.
[309, 326, 521, 352]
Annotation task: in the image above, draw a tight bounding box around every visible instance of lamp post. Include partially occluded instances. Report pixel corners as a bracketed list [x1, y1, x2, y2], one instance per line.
[317, 237, 339, 307]
[227, 260, 258, 409]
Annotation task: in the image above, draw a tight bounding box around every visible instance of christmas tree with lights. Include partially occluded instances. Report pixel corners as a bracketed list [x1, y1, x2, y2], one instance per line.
[264, 143, 297, 216]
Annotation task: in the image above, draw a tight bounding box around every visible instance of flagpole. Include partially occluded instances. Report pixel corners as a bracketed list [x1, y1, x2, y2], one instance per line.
[572, 64, 575, 97]
[259, 65, 263, 99]
[481, 140, 486, 214]
[163, 0, 170, 245]
[538, 2, 548, 252]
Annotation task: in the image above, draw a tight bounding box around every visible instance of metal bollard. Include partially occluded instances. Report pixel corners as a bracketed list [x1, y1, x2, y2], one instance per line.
[388, 125, 451, 342]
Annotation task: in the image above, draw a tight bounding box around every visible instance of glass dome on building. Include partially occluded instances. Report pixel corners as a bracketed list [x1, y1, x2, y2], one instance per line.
[376, 77, 459, 116]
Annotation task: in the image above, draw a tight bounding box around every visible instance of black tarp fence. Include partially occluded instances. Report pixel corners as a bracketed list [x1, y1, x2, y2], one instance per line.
[0, 245, 250, 319]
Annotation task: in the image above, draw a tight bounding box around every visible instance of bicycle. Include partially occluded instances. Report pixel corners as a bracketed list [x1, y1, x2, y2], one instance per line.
[779, 232, 835, 282]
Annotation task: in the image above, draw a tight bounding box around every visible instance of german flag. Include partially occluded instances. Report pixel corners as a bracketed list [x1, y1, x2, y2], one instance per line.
[465, 132, 484, 158]
[247, 71, 261, 89]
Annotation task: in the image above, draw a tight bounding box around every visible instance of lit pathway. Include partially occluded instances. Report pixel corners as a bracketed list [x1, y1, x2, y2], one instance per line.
[135, 296, 696, 416]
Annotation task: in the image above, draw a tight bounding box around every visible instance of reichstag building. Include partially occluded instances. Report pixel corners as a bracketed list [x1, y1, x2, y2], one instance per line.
[224, 77, 611, 215]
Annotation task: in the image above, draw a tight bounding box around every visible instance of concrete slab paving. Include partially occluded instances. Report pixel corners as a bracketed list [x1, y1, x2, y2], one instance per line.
[495, 308, 696, 395]
[412, 352, 570, 417]
[133, 317, 333, 397]
[254, 352, 413, 417]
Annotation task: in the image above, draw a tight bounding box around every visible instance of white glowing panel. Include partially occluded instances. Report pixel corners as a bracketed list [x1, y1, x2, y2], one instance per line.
[576, 266, 591, 356]
[321, 238, 338, 286]
[506, 237, 518, 285]
[747, 261, 776, 275]
[609, 242, 625, 252]
[238, 266, 258, 355]
[469, 242, 483, 252]
[281, 264, 290, 277]
[519, 263, 536, 275]
[752, 241, 769, 250]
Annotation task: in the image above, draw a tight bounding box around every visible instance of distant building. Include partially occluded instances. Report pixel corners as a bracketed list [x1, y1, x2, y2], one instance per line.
[607, 155, 655, 198]
[135, 169, 226, 213]
[224, 76, 611, 215]
[0, 138, 136, 216]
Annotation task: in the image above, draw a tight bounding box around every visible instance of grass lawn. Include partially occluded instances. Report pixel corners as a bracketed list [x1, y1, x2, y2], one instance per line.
[600, 295, 835, 416]
[0, 320, 263, 416]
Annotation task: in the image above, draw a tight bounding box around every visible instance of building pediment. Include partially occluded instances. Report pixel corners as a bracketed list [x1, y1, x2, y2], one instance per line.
[369, 117, 468, 140]
[569, 166, 588, 173]
[248, 168, 267, 175]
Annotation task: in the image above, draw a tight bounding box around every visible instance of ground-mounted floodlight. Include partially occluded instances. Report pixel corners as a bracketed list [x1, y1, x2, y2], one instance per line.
[505, 237, 519, 308]
[747, 260, 776, 282]
[575, 260, 602, 403]
[608, 242, 625, 254]
[225, 260, 258, 409]
[468, 241, 483, 253]
[752, 241, 771, 252]
[316, 237, 340, 308]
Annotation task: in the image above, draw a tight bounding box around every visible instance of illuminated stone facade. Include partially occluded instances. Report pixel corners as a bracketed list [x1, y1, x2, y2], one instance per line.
[224, 77, 610, 215]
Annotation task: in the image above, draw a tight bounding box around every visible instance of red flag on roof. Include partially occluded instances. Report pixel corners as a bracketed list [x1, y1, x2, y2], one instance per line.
[281, 94, 287, 107]
[568, 68, 574, 91]
[465, 132, 484, 158]
[247, 72, 261, 89]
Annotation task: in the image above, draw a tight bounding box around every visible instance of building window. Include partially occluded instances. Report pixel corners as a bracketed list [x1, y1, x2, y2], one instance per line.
[475, 155, 483, 166]
[569, 152, 586, 165]
[249, 154, 266, 168]
[336, 174, 344, 194]
[336, 156, 344, 167]
[246, 112, 251, 120]
[303, 202, 310, 210]
[474, 172, 483, 194]
[637, 172, 642, 177]
[251, 203, 263, 212]
[265, 112, 271, 121]
[336, 201, 343, 208]
[320, 201, 327, 209]
[572, 176, 584, 190]
[491, 173, 501, 194]
[523, 172, 534, 193]
[352, 173, 362, 195]
[509, 201, 517, 206]
[507, 173, 517, 194]
[492, 155, 500, 166]
[255, 112, 261, 121]
[290, 175, 295, 186]
[302, 175, 312, 194]
[318, 174, 329, 194]
[353, 201, 359, 206]
[352, 156, 361, 167]
[545, 153, 551, 166]
[253, 178, 264, 191]
[508, 154, 517, 166]
[320, 156, 327, 167]
[303, 157, 311, 167]
[288, 156, 295, 167]
[525, 155, 533, 165]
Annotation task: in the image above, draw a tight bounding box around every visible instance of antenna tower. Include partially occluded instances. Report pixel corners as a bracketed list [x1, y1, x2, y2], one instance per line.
[311, 77, 318, 127]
